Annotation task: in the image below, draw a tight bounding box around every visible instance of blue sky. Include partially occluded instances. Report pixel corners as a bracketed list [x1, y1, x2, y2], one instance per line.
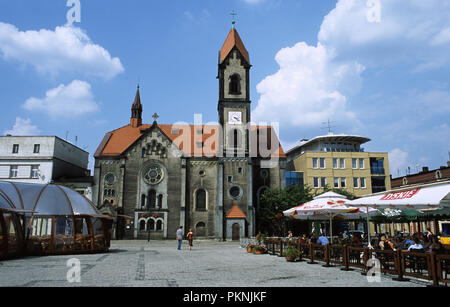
[1, 0, 449, 177]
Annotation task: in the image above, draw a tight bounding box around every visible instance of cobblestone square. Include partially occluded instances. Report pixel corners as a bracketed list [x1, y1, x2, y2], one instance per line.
[0, 240, 432, 287]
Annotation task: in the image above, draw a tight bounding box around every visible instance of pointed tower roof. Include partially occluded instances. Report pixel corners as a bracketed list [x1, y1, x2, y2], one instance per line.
[132, 85, 142, 110]
[219, 28, 249, 64]
[130, 85, 143, 128]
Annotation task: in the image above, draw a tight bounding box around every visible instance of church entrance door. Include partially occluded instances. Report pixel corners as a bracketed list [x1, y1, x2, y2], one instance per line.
[232, 223, 240, 241]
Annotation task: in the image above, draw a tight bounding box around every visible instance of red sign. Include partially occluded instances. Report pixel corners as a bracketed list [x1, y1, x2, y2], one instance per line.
[380, 188, 420, 201]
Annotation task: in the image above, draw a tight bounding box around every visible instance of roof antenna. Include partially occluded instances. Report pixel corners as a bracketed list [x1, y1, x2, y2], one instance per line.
[321, 119, 335, 135]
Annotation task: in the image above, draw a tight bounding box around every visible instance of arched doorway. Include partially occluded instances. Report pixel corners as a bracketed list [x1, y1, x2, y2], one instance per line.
[232, 223, 240, 241]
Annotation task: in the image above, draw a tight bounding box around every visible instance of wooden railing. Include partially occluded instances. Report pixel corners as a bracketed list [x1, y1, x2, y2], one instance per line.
[263, 237, 450, 286]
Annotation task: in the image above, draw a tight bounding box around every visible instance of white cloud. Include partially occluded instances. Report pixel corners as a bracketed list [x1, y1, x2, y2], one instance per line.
[22, 80, 99, 119]
[0, 23, 124, 79]
[4, 117, 40, 136]
[252, 0, 450, 132]
[389, 148, 409, 176]
[252, 42, 362, 128]
[318, 0, 450, 68]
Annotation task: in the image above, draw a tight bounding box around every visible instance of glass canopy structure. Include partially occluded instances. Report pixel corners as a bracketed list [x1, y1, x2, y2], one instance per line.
[0, 181, 112, 259]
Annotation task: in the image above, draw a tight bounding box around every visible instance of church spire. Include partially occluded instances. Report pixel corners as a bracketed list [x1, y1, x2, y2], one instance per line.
[219, 26, 249, 65]
[130, 84, 143, 128]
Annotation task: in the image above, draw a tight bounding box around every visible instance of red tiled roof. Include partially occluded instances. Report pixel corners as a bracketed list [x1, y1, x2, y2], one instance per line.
[219, 28, 249, 64]
[226, 204, 247, 219]
[94, 123, 286, 159]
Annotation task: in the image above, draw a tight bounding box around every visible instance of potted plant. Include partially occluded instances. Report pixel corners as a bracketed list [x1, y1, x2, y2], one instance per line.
[284, 245, 300, 262]
[245, 243, 254, 253]
[253, 244, 267, 255]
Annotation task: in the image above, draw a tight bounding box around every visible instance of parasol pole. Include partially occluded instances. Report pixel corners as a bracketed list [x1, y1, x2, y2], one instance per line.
[366, 205, 372, 248]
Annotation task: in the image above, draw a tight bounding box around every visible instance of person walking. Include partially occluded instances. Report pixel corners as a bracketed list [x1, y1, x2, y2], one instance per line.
[176, 226, 184, 250]
[187, 228, 194, 251]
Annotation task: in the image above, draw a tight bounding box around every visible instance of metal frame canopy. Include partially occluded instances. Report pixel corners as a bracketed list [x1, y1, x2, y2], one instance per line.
[0, 181, 112, 258]
[0, 181, 110, 218]
[347, 180, 450, 209]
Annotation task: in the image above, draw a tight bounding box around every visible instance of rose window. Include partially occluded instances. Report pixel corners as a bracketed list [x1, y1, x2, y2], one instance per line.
[144, 165, 164, 185]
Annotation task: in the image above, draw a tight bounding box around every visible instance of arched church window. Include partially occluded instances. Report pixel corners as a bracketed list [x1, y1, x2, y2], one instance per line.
[157, 194, 163, 209]
[156, 220, 163, 231]
[141, 195, 146, 209]
[196, 189, 206, 211]
[148, 219, 155, 231]
[229, 74, 241, 95]
[139, 220, 146, 231]
[148, 190, 156, 209]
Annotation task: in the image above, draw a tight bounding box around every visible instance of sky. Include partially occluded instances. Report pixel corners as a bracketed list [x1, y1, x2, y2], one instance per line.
[0, 0, 449, 177]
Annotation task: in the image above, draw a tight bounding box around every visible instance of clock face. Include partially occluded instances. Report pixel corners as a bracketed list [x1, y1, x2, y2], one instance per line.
[228, 111, 242, 125]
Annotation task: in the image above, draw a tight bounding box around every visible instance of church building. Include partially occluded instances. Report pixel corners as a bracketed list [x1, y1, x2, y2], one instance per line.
[93, 26, 286, 240]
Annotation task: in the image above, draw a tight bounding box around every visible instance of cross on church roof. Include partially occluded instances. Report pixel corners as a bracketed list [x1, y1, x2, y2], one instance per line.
[231, 10, 237, 28]
[152, 113, 159, 122]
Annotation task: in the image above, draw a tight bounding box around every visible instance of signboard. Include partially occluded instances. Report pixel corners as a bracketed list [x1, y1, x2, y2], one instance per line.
[380, 188, 420, 201]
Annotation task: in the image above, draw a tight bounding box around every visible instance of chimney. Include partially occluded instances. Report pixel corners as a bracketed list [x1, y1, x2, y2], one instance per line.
[422, 166, 429, 173]
[447, 161, 450, 167]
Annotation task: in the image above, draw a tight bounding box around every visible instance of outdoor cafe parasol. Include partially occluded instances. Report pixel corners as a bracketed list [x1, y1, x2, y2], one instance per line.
[347, 180, 450, 245]
[283, 192, 368, 242]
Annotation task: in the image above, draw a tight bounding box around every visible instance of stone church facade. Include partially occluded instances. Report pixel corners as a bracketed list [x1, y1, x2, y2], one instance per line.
[93, 27, 286, 240]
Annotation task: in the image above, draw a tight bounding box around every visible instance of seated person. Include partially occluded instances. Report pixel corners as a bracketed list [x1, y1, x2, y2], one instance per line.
[317, 235, 329, 246]
[407, 239, 424, 252]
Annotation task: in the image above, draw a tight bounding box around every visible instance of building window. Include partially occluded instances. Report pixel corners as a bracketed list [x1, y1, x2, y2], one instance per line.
[148, 219, 155, 231]
[333, 158, 338, 169]
[148, 190, 156, 209]
[340, 158, 345, 169]
[313, 177, 319, 188]
[436, 170, 442, 179]
[321, 177, 327, 188]
[353, 177, 359, 189]
[238, 167, 243, 174]
[360, 177, 366, 188]
[9, 166, 18, 178]
[156, 220, 163, 231]
[196, 142, 203, 149]
[320, 158, 326, 169]
[402, 177, 408, 185]
[228, 176, 233, 183]
[229, 74, 241, 95]
[30, 166, 39, 179]
[33, 144, 40, 154]
[359, 158, 365, 169]
[334, 177, 339, 188]
[352, 158, 358, 169]
[340, 178, 346, 188]
[12, 144, 19, 154]
[286, 172, 303, 186]
[312, 158, 318, 169]
[141, 195, 146, 209]
[196, 189, 206, 211]
[140, 220, 146, 231]
[157, 194, 163, 209]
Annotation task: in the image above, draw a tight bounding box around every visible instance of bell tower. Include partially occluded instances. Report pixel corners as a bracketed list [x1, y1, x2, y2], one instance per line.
[218, 25, 251, 156]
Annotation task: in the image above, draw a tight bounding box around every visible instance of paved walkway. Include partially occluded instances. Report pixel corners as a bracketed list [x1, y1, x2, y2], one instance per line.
[0, 240, 432, 287]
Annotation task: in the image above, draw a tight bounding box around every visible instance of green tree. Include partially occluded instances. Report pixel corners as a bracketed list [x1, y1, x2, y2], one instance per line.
[258, 185, 314, 236]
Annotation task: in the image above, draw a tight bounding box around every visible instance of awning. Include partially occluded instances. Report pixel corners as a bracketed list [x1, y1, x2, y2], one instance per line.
[347, 181, 450, 209]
